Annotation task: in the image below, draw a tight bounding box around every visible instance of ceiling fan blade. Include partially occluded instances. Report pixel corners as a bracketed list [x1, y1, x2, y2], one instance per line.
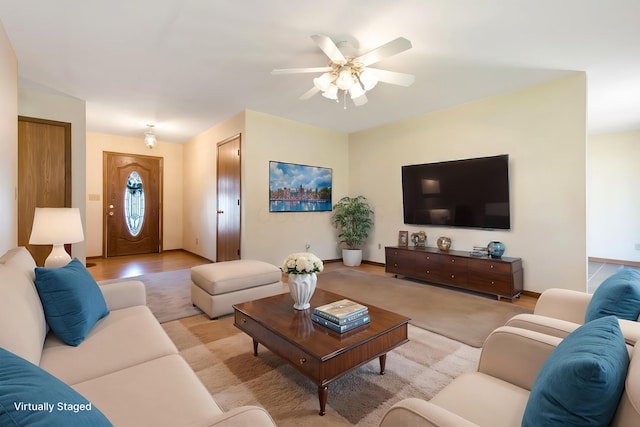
[271, 66, 332, 75]
[366, 68, 415, 87]
[352, 94, 368, 106]
[299, 87, 320, 100]
[357, 37, 412, 67]
[311, 34, 346, 64]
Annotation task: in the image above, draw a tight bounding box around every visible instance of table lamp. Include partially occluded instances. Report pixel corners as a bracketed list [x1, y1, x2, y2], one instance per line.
[29, 207, 84, 268]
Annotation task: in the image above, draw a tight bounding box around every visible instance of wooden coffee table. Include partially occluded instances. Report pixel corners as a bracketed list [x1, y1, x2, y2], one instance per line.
[233, 288, 410, 415]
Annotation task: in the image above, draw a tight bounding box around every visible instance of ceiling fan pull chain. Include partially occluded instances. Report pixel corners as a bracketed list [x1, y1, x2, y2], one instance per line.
[343, 90, 347, 110]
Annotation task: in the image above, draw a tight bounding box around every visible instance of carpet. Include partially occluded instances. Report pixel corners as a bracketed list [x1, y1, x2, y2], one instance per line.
[99, 269, 202, 323]
[162, 314, 481, 426]
[317, 269, 532, 347]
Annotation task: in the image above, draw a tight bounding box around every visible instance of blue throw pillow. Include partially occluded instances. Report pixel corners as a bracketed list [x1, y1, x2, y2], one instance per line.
[522, 315, 628, 427]
[34, 258, 109, 346]
[585, 269, 640, 323]
[0, 347, 112, 426]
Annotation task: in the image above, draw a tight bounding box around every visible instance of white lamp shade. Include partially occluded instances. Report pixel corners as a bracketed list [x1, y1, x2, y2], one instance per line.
[321, 84, 338, 100]
[359, 69, 378, 91]
[313, 73, 333, 91]
[335, 69, 356, 90]
[29, 208, 84, 245]
[349, 83, 366, 99]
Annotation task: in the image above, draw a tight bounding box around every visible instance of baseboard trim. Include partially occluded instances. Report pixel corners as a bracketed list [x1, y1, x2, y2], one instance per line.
[589, 257, 640, 268]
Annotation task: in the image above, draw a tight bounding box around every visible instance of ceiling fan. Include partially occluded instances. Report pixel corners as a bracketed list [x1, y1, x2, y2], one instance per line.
[271, 34, 415, 107]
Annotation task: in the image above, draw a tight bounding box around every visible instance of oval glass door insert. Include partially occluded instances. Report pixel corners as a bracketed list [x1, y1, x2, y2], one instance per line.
[124, 171, 145, 236]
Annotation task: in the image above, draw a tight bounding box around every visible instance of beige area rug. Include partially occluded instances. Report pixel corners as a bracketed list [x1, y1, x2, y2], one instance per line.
[162, 314, 480, 427]
[317, 269, 532, 347]
[99, 269, 202, 323]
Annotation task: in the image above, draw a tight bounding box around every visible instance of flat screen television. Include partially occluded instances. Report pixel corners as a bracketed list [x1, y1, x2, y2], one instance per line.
[401, 154, 510, 229]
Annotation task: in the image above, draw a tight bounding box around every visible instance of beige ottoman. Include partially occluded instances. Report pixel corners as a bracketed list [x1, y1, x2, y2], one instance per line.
[191, 259, 283, 319]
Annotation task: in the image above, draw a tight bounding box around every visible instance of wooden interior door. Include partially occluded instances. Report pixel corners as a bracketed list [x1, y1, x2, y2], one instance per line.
[216, 134, 241, 262]
[17, 116, 71, 266]
[104, 152, 162, 257]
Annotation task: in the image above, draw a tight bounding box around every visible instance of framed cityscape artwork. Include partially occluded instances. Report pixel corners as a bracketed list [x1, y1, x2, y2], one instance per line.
[269, 161, 332, 212]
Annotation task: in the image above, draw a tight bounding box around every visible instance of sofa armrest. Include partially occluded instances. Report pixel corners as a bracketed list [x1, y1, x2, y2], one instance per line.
[533, 288, 591, 324]
[185, 406, 276, 427]
[619, 319, 640, 346]
[379, 398, 479, 427]
[98, 280, 146, 311]
[505, 313, 580, 339]
[478, 326, 561, 391]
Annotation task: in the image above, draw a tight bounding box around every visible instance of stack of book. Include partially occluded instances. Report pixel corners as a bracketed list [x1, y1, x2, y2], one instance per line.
[312, 299, 370, 333]
[469, 246, 489, 257]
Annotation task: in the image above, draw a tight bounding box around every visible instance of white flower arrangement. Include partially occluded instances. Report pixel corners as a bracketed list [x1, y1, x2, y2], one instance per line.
[282, 252, 324, 275]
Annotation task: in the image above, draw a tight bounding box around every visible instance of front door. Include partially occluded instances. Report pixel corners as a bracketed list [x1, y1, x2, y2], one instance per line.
[104, 152, 162, 257]
[216, 134, 241, 262]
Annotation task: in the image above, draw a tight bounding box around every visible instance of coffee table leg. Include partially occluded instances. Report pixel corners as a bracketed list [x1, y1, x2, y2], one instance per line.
[379, 354, 387, 375]
[252, 339, 259, 356]
[317, 385, 328, 416]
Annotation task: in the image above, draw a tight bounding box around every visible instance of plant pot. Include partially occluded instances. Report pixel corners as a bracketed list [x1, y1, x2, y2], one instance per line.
[342, 249, 363, 267]
[288, 273, 317, 310]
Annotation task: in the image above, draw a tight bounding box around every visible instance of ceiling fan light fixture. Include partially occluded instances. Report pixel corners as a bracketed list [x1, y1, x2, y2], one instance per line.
[321, 84, 338, 100]
[313, 73, 333, 91]
[349, 83, 366, 99]
[144, 124, 156, 149]
[359, 69, 378, 91]
[335, 68, 356, 91]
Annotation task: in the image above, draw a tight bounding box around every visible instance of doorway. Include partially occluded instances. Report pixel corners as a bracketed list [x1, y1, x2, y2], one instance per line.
[216, 134, 241, 262]
[17, 116, 72, 266]
[103, 152, 162, 257]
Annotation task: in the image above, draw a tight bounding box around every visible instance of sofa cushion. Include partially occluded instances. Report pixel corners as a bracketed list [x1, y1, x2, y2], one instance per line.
[34, 259, 109, 346]
[0, 264, 47, 365]
[585, 269, 640, 322]
[40, 305, 178, 385]
[72, 354, 222, 427]
[0, 347, 112, 426]
[522, 315, 628, 427]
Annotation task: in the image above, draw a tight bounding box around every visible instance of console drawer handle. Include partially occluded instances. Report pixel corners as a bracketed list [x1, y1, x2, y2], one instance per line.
[450, 259, 455, 263]
[299, 357, 307, 365]
[241, 318, 247, 324]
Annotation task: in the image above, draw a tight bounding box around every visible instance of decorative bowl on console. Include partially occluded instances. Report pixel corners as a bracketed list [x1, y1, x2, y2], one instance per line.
[437, 236, 452, 251]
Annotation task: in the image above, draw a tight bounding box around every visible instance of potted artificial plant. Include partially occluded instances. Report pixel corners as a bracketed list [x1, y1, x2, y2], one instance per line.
[331, 195, 374, 267]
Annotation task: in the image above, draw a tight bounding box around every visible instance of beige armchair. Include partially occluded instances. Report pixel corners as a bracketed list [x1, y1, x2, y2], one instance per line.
[378, 324, 640, 427]
[506, 288, 640, 345]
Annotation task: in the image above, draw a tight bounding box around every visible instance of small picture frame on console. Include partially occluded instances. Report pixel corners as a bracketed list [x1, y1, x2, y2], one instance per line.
[398, 230, 408, 247]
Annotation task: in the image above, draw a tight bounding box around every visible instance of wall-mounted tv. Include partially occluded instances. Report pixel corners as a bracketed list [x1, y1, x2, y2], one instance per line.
[402, 154, 510, 230]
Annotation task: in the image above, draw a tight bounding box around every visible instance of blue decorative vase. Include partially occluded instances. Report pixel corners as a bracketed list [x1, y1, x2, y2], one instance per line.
[487, 241, 505, 258]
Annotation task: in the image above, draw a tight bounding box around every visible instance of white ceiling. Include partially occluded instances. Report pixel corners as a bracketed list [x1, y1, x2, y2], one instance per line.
[1, 0, 639, 143]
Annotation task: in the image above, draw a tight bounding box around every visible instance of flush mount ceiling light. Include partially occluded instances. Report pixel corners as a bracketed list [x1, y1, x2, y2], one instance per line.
[272, 34, 415, 108]
[144, 124, 156, 148]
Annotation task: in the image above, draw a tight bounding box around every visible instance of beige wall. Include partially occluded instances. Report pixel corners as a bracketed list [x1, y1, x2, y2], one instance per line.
[243, 110, 349, 266]
[85, 132, 184, 257]
[18, 88, 87, 264]
[0, 21, 17, 253]
[349, 73, 588, 293]
[182, 111, 245, 261]
[588, 130, 640, 262]
[182, 110, 349, 267]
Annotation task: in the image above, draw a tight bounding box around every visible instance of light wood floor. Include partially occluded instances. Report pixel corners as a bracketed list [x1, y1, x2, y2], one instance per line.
[87, 250, 537, 309]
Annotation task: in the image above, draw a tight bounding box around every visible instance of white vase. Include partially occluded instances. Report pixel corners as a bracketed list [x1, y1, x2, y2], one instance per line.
[288, 273, 317, 310]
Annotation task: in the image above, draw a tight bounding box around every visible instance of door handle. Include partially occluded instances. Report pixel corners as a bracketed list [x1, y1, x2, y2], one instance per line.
[108, 211, 114, 216]
[217, 210, 224, 214]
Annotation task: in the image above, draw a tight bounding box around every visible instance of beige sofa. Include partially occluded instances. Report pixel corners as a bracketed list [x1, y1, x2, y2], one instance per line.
[379, 325, 640, 427]
[0, 247, 276, 427]
[506, 287, 640, 345]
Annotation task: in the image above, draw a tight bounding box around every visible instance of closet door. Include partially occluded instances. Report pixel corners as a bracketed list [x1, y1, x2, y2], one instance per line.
[216, 134, 241, 262]
[17, 116, 71, 266]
